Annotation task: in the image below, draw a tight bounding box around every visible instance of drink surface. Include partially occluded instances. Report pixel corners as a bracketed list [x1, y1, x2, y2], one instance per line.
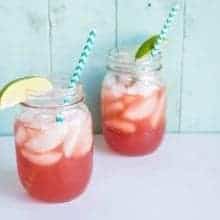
[15, 105, 93, 202]
[101, 72, 166, 156]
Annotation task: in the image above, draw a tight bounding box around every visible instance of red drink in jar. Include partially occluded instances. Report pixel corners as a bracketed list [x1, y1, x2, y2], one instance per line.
[101, 49, 166, 156]
[14, 85, 93, 202]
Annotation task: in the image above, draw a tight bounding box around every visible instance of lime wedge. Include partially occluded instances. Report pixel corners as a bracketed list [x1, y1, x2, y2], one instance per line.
[0, 76, 53, 109]
[135, 35, 159, 60]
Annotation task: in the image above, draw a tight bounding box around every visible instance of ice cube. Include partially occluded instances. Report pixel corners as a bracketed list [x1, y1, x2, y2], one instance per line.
[111, 84, 125, 98]
[127, 81, 159, 97]
[63, 121, 82, 158]
[103, 72, 117, 88]
[15, 124, 27, 146]
[102, 74, 125, 100]
[21, 149, 62, 166]
[63, 109, 87, 158]
[103, 84, 124, 100]
[26, 127, 40, 139]
[150, 92, 166, 128]
[25, 123, 68, 153]
[122, 95, 137, 105]
[19, 110, 54, 131]
[28, 113, 55, 130]
[103, 101, 124, 117]
[123, 94, 158, 121]
[105, 119, 136, 134]
[62, 107, 85, 122]
[74, 117, 93, 157]
[19, 110, 36, 124]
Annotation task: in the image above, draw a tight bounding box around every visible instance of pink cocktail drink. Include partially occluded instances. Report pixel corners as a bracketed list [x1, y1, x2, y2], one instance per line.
[101, 49, 166, 156]
[14, 86, 93, 202]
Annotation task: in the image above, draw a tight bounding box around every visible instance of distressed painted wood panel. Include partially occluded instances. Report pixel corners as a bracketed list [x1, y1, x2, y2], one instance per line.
[180, 0, 220, 132]
[117, 0, 184, 132]
[0, 0, 220, 135]
[0, 1, 50, 135]
[50, 0, 115, 133]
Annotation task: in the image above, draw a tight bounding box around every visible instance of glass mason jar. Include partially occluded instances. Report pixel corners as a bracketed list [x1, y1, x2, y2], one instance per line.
[101, 48, 166, 156]
[14, 82, 93, 202]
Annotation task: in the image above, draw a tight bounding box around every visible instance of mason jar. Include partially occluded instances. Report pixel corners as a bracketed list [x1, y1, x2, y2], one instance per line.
[14, 81, 93, 202]
[101, 48, 166, 156]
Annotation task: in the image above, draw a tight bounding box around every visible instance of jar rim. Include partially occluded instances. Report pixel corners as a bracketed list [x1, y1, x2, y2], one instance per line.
[21, 77, 85, 110]
[108, 47, 162, 67]
[107, 47, 162, 75]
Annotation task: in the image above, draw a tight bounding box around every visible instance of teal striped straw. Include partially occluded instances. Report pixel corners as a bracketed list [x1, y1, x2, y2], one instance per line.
[56, 30, 96, 123]
[69, 30, 96, 88]
[151, 3, 180, 57]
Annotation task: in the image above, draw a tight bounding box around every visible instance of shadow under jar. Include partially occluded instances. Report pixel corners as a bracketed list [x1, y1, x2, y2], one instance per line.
[14, 83, 93, 202]
[101, 48, 166, 156]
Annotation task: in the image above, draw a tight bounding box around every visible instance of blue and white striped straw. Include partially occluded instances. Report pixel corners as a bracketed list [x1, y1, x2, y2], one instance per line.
[151, 3, 180, 57]
[69, 30, 96, 88]
[56, 30, 96, 123]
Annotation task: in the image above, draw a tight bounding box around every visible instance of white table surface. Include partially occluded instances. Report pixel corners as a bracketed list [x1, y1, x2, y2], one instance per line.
[0, 134, 220, 220]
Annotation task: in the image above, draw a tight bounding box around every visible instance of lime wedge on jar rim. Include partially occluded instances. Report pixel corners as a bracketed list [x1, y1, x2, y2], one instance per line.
[135, 35, 159, 60]
[0, 76, 53, 109]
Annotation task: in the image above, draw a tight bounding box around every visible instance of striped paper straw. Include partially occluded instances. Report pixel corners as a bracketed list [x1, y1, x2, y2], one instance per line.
[56, 30, 96, 123]
[151, 3, 180, 56]
[69, 30, 96, 88]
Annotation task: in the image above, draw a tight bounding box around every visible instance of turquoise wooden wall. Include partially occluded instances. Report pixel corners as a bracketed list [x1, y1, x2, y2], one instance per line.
[0, 0, 219, 135]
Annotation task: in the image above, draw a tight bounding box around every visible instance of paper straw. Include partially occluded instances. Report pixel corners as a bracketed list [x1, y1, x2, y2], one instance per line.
[151, 3, 180, 56]
[56, 30, 96, 123]
[69, 30, 96, 88]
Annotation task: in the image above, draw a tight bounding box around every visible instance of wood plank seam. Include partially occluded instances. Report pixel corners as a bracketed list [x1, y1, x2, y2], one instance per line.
[47, 0, 53, 75]
[178, 0, 187, 133]
[115, 0, 119, 49]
